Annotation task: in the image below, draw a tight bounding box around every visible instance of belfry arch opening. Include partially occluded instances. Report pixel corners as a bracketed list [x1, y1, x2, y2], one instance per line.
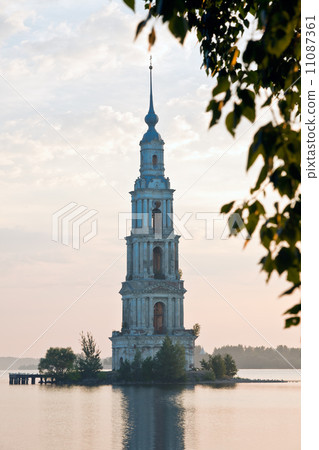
[152, 201, 162, 233]
[152, 154, 158, 167]
[153, 302, 165, 334]
[153, 246, 163, 278]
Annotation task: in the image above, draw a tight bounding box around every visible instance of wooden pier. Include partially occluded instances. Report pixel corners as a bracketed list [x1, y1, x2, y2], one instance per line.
[9, 373, 55, 385]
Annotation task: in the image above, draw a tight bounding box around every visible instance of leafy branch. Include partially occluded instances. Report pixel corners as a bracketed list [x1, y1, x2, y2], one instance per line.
[124, 0, 301, 327]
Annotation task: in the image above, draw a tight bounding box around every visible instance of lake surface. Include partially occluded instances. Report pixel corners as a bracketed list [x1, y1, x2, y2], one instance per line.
[0, 370, 300, 450]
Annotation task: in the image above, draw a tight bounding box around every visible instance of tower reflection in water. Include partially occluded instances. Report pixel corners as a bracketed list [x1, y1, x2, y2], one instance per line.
[114, 386, 191, 450]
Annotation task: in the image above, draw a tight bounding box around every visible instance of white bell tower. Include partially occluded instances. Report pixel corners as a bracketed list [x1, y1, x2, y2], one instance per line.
[110, 60, 196, 370]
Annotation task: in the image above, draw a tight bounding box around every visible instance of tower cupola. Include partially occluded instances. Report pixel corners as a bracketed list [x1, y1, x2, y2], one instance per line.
[139, 57, 165, 179]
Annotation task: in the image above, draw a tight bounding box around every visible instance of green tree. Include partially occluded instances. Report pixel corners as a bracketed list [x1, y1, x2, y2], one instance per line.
[200, 358, 210, 371]
[154, 336, 186, 381]
[203, 368, 216, 382]
[210, 354, 226, 379]
[200, 358, 216, 380]
[76, 332, 103, 378]
[200, 353, 228, 379]
[118, 359, 132, 381]
[131, 349, 143, 380]
[223, 354, 238, 377]
[124, 0, 301, 328]
[38, 347, 76, 379]
[141, 356, 155, 381]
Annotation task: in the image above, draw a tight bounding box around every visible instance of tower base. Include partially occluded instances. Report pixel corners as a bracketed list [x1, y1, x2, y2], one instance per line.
[110, 331, 196, 371]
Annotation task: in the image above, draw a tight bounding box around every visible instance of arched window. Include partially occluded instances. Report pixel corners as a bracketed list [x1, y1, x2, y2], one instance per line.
[152, 154, 158, 166]
[153, 302, 164, 333]
[153, 246, 163, 278]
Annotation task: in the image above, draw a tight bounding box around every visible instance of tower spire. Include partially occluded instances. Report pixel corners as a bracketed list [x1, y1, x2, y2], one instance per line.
[144, 55, 159, 131]
[148, 56, 155, 117]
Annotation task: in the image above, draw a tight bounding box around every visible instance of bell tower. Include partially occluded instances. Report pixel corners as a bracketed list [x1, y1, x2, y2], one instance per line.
[110, 60, 196, 370]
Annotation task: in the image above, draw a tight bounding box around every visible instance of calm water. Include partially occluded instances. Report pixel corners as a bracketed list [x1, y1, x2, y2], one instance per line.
[0, 370, 300, 450]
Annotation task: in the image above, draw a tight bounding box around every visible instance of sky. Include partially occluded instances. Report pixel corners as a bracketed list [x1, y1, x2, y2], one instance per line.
[0, 0, 300, 358]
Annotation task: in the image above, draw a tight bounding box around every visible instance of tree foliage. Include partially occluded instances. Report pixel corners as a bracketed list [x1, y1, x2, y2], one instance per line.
[154, 336, 186, 381]
[118, 359, 133, 381]
[223, 353, 238, 377]
[117, 337, 186, 382]
[76, 332, 103, 377]
[200, 352, 237, 378]
[38, 347, 76, 379]
[125, 0, 301, 328]
[210, 354, 226, 379]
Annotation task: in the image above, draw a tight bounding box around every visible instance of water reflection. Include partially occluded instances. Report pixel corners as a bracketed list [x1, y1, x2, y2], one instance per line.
[114, 386, 192, 450]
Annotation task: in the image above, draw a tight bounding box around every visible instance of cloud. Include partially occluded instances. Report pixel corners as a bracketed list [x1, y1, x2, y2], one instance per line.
[0, 9, 35, 44]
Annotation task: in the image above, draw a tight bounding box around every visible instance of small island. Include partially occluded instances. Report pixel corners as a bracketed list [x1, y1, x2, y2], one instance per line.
[10, 333, 291, 387]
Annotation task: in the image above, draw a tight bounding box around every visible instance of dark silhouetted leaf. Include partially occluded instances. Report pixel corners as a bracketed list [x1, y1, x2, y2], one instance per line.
[275, 247, 294, 274]
[260, 225, 275, 250]
[242, 106, 256, 122]
[168, 16, 188, 44]
[287, 266, 300, 284]
[247, 131, 264, 170]
[252, 165, 268, 192]
[148, 26, 156, 50]
[225, 105, 242, 135]
[284, 303, 301, 315]
[135, 20, 147, 39]
[123, 0, 135, 11]
[220, 201, 235, 214]
[213, 76, 230, 96]
[246, 212, 259, 235]
[285, 316, 300, 328]
[135, 11, 151, 40]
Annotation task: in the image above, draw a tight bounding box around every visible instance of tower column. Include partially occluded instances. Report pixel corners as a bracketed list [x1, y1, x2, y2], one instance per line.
[164, 241, 169, 277]
[148, 200, 152, 228]
[169, 242, 173, 275]
[143, 199, 148, 230]
[167, 200, 171, 228]
[133, 298, 137, 328]
[137, 298, 141, 327]
[163, 199, 167, 228]
[137, 199, 142, 228]
[149, 243, 154, 277]
[126, 242, 132, 278]
[132, 200, 136, 229]
[147, 242, 151, 275]
[167, 297, 173, 330]
[149, 297, 153, 331]
[175, 298, 179, 328]
[174, 241, 178, 276]
[141, 298, 145, 327]
[139, 242, 143, 275]
[133, 241, 139, 276]
[180, 298, 184, 328]
[143, 242, 148, 276]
